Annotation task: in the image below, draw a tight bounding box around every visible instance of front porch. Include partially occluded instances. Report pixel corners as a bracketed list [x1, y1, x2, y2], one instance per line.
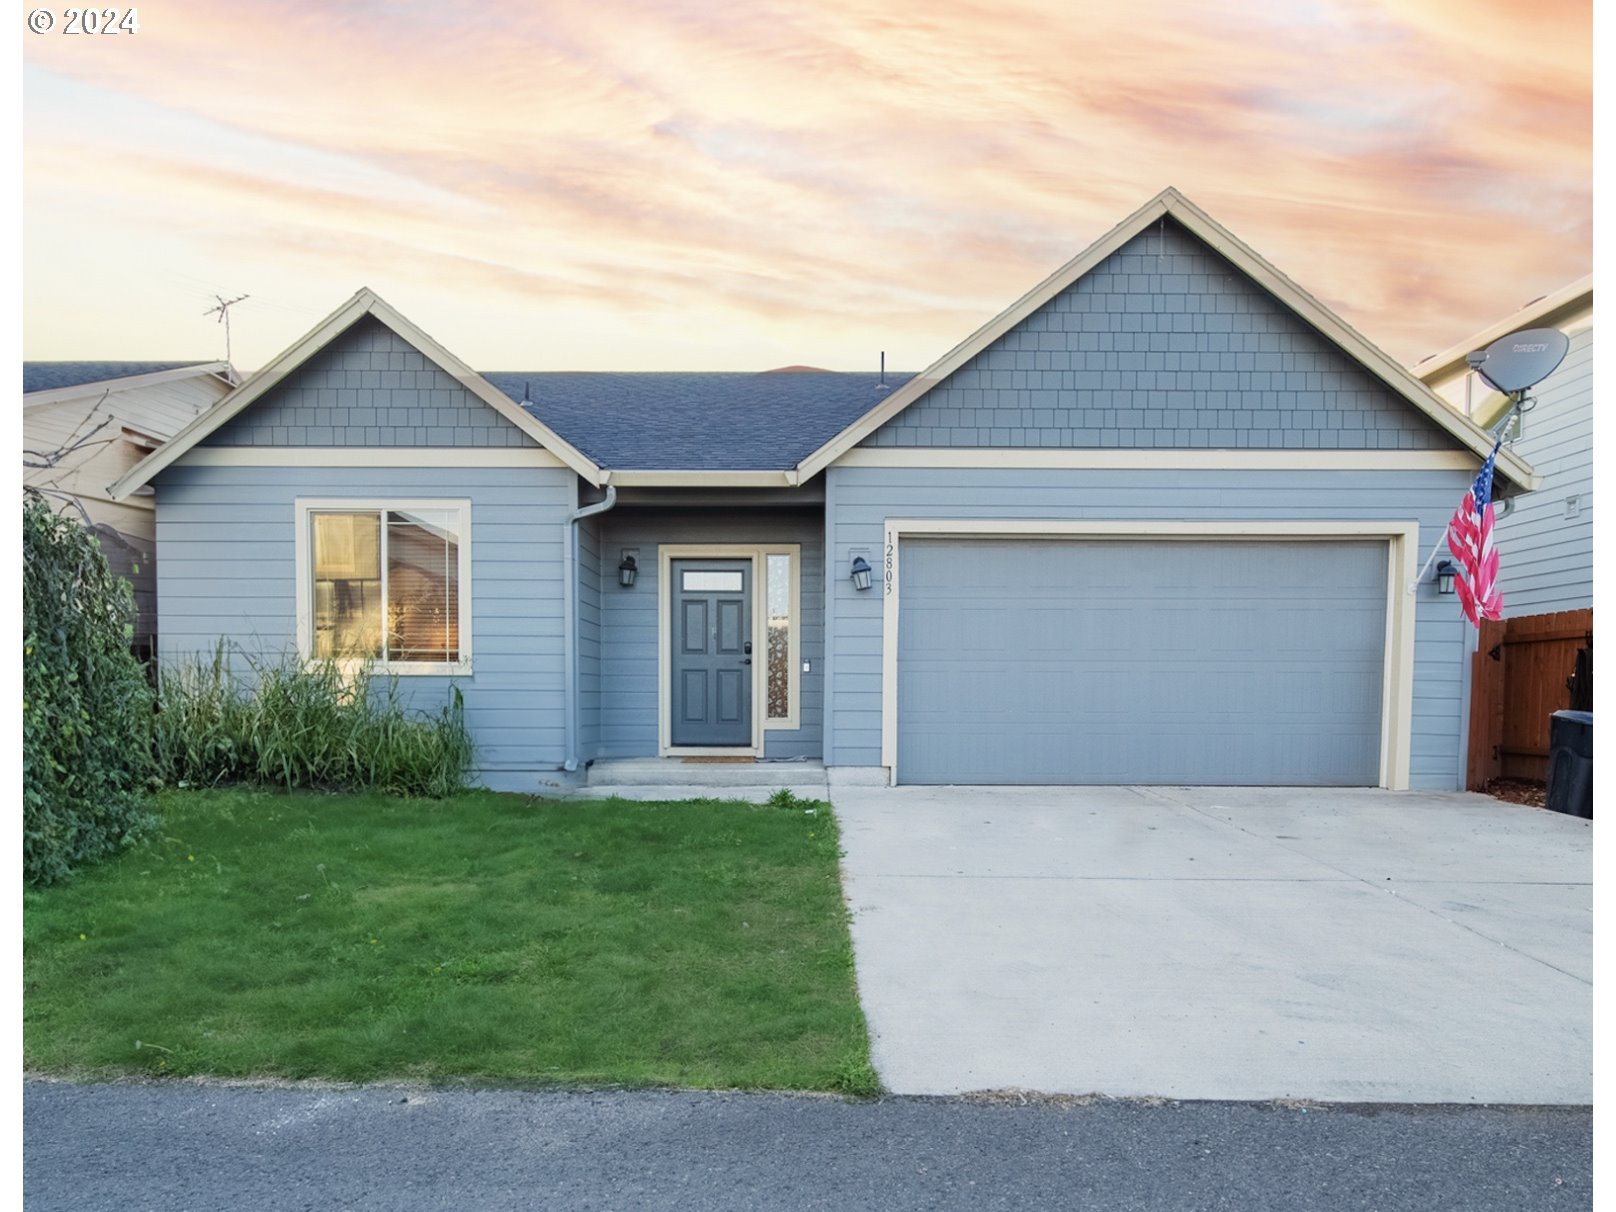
[569, 756, 827, 801]
[578, 498, 826, 764]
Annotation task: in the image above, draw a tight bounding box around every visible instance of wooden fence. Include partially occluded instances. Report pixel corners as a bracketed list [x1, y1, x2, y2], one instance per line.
[1467, 608, 1593, 789]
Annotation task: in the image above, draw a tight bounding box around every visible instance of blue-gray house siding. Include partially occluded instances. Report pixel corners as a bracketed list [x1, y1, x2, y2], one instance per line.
[594, 509, 824, 761]
[862, 221, 1457, 452]
[207, 317, 536, 449]
[156, 463, 575, 787]
[821, 216, 1480, 790]
[822, 467, 1473, 789]
[1492, 323, 1593, 616]
[155, 314, 574, 790]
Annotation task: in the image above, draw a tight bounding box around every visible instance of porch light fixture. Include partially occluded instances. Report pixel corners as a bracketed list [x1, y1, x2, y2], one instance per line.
[850, 555, 873, 592]
[1435, 560, 1456, 596]
[618, 554, 638, 588]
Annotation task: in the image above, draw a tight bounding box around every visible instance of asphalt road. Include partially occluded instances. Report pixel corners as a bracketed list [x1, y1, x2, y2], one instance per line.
[24, 1080, 1591, 1211]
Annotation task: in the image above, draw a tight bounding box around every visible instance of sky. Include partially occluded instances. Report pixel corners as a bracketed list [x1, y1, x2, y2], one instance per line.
[21, 0, 1592, 374]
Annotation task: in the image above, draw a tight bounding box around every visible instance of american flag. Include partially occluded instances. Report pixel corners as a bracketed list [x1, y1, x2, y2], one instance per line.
[1446, 440, 1504, 627]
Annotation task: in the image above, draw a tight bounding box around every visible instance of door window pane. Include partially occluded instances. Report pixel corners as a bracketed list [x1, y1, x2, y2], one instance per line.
[312, 512, 382, 659]
[766, 553, 791, 720]
[682, 570, 744, 592]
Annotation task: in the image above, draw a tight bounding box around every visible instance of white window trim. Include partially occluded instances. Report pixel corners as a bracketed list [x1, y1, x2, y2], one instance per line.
[656, 543, 801, 756]
[294, 498, 473, 677]
[877, 519, 1418, 791]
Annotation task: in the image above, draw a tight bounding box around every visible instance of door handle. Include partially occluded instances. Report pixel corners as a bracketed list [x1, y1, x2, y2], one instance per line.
[740, 658, 752, 665]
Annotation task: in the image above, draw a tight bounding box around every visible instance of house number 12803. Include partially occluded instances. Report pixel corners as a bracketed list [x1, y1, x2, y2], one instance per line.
[884, 534, 894, 595]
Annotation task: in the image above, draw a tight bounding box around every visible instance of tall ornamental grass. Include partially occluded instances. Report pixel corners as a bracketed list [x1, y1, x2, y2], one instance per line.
[154, 645, 473, 798]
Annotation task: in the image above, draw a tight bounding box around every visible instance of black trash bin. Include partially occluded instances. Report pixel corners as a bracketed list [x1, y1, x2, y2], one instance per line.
[1545, 710, 1593, 819]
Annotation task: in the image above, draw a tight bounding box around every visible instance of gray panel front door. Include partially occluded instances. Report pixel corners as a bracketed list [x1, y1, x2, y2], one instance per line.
[897, 539, 1387, 786]
[670, 559, 753, 747]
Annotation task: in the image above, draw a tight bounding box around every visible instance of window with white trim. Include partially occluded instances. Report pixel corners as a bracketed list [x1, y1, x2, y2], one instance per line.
[297, 500, 471, 673]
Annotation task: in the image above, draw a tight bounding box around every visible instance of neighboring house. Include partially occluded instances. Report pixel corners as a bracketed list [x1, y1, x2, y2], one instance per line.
[1412, 276, 1593, 617]
[24, 361, 239, 654]
[109, 188, 1535, 792]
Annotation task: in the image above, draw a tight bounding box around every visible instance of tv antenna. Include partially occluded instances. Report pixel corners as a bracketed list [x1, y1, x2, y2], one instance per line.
[204, 293, 251, 364]
[1464, 326, 1570, 443]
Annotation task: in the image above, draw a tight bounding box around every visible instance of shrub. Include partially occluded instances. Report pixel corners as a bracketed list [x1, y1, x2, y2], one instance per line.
[154, 644, 473, 797]
[22, 494, 158, 886]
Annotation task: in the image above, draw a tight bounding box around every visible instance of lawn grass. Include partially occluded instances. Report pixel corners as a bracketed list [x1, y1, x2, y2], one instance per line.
[23, 788, 877, 1094]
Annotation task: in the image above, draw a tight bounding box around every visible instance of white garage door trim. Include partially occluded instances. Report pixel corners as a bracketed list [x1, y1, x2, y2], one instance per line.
[878, 519, 1420, 790]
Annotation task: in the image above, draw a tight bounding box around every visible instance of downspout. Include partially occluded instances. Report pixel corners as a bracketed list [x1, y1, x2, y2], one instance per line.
[563, 479, 617, 773]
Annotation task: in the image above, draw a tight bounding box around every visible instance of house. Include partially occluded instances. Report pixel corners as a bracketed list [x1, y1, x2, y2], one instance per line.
[109, 188, 1535, 792]
[24, 360, 239, 655]
[1412, 276, 1593, 617]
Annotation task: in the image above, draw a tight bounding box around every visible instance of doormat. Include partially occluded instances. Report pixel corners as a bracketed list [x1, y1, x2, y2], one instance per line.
[680, 757, 757, 764]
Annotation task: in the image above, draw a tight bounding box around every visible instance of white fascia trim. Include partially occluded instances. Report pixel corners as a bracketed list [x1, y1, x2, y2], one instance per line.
[877, 518, 1418, 792]
[835, 449, 1482, 472]
[603, 469, 800, 488]
[108, 289, 602, 500]
[1412, 275, 1593, 386]
[178, 447, 567, 468]
[796, 187, 1537, 493]
[294, 497, 474, 677]
[24, 361, 236, 410]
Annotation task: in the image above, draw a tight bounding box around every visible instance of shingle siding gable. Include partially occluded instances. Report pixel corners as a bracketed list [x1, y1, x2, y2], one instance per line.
[861, 220, 1463, 451]
[206, 317, 536, 449]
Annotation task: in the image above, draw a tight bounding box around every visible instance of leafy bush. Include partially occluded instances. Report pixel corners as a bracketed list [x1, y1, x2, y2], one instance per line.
[22, 494, 158, 886]
[154, 644, 473, 797]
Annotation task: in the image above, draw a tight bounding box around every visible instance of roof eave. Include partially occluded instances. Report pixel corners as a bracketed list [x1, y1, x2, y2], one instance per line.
[107, 291, 604, 501]
[23, 360, 236, 410]
[1413, 275, 1594, 387]
[795, 186, 1538, 494]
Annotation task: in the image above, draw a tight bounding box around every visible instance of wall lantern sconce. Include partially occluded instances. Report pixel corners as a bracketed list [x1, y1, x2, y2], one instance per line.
[618, 554, 638, 588]
[850, 555, 873, 592]
[1435, 560, 1456, 596]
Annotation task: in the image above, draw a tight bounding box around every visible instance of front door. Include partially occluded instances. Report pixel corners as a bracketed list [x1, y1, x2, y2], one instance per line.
[670, 559, 753, 747]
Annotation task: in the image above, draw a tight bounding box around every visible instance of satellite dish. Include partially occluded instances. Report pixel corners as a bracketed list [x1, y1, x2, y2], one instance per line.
[1464, 326, 1570, 394]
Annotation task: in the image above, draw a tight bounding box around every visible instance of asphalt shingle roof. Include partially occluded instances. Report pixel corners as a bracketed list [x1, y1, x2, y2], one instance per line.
[23, 361, 215, 395]
[480, 371, 916, 471]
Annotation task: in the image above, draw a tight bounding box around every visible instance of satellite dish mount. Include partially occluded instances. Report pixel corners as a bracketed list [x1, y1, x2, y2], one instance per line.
[1464, 326, 1570, 441]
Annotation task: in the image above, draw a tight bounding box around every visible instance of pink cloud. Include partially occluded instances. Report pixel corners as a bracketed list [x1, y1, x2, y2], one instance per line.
[23, 0, 1590, 368]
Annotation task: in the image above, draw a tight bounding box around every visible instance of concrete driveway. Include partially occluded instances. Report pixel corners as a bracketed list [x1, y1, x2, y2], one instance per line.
[833, 785, 1591, 1104]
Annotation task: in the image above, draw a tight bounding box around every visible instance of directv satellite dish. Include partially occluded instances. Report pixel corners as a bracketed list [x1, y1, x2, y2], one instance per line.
[1464, 326, 1570, 395]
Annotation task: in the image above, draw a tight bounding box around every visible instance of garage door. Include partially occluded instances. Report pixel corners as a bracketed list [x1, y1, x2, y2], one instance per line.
[896, 538, 1387, 785]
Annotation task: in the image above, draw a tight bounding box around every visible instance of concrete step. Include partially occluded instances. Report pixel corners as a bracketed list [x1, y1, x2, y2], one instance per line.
[585, 757, 825, 788]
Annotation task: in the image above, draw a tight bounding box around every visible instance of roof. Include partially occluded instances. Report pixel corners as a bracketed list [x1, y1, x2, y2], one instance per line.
[1412, 274, 1593, 389]
[109, 290, 605, 499]
[480, 372, 915, 471]
[793, 187, 1540, 493]
[24, 361, 226, 396]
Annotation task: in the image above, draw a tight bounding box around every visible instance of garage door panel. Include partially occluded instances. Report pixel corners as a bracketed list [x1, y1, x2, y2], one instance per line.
[897, 539, 1385, 785]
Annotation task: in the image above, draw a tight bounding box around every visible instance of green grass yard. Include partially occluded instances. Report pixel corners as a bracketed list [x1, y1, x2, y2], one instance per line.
[23, 788, 876, 1094]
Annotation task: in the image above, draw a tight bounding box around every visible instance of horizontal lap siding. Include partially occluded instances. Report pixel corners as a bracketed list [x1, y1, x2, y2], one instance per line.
[155, 464, 574, 780]
[597, 509, 824, 759]
[824, 466, 1473, 789]
[1493, 326, 1592, 616]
